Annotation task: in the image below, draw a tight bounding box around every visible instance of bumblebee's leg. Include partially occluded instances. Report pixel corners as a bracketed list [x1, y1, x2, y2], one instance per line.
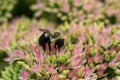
[54, 43, 59, 53]
[55, 39, 64, 52]
[54, 41, 58, 52]
[39, 37, 46, 51]
[42, 44, 46, 51]
[48, 40, 51, 51]
[54, 43, 57, 49]
[58, 46, 61, 52]
[57, 43, 61, 52]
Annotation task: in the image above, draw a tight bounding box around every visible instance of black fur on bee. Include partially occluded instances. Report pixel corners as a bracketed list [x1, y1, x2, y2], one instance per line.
[39, 29, 64, 52]
[54, 38, 64, 51]
[39, 32, 51, 51]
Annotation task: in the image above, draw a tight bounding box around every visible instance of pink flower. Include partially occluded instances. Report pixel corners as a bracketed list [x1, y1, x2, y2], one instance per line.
[73, 45, 83, 55]
[96, 63, 107, 71]
[61, 2, 70, 13]
[73, 0, 80, 7]
[105, 0, 112, 4]
[24, 53, 32, 64]
[33, 46, 44, 62]
[72, 74, 78, 80]
[97, 69, 104, 76]
[115, 54, 120, 61]
[71, 57, 82, 68]
[114, 34, 120, 41]
[83, 4, 93, 12]
[101, 63, 108, 70]
[79, 34, 86, 42]
[106, 9, 117, 16]
[108, 61, 116, 68]
[89, 27, 98, 35]
[88, 57, 94, 64]
[59, 65, 67, 71]
[83, 68, 95, 79]
[51, 74, 59, 80]
[102, 27, 111, 35]
[15, 50, 24, 58]
[33, 63, 41, 73]
[20, 38, 26, 44]
[47, 66, 56, 74]
[1, 42, 7, 49]
[34, 46, 40, 55]
[69, 69, 79, 79]
[73, 41, 83, 55]
[3, 34, 9, 42]
[99, 35, 110, 48]
[19, 71, 30, 80]
[94, 54, 103, 63]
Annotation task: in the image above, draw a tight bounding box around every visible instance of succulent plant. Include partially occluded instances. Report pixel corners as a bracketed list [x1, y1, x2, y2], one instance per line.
[0, 0, 17, 23]
[1, 63, 23, 80]
[0, 19, 120, 79]
[31, 0, 120, 24]
[0, 0, 120, 80]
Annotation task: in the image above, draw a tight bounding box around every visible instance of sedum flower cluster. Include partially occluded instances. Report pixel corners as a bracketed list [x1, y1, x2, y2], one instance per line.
[0, 0, 17, 23]
[0, 0, 120, 80]
[31, 0, 120, 24]
[0, 18, 120, 80]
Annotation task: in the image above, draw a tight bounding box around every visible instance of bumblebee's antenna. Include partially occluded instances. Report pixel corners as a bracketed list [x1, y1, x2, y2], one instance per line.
[39, 28, 50, 32]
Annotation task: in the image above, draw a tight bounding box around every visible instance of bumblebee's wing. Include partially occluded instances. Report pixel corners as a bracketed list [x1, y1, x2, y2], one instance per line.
[39, 28, 50, 32]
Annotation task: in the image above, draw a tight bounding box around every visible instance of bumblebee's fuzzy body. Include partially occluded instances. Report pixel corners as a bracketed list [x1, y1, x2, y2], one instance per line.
[39, 32, 51, 51]
[54, 39, 64, 51]
[39, 29, 64, 52]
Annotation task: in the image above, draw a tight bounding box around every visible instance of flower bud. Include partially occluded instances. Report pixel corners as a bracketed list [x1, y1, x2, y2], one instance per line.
[47, 56, 52, 65]
[45, 72, 50, 79]
[88, 38, 94, 45]
[17, 61, 31, 71]
[66, 59, 71, 65]
[112, 41, 119, 47]
[115, 69, 120, 75]
[59, 74, 66, 80]
[36, 73, 42, 78]
[62, 70, 70, 75]
[58, 55, 65, 63]
[52, 55, 57, 63]
[104, 52, 110, 62]
[78, 78, 84, 80]
[69, 44, 75, 51]
[89, 63, 94, 68]
[117, 76, 120, 80]
[111, 51, 116, 58]
[78, 69, 82, 77]
[61, 16, 67, 21]
[65, 51, 71, 59]
[90, 47, 97, 56]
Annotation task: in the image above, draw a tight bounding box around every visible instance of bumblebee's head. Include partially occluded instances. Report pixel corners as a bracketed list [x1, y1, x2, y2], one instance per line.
[51, 32, 61, 38]
[50, 32, 62, 42]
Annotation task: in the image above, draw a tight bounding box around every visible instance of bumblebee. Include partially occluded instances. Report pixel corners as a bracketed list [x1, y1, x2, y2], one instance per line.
[39, 29, 64, 52]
